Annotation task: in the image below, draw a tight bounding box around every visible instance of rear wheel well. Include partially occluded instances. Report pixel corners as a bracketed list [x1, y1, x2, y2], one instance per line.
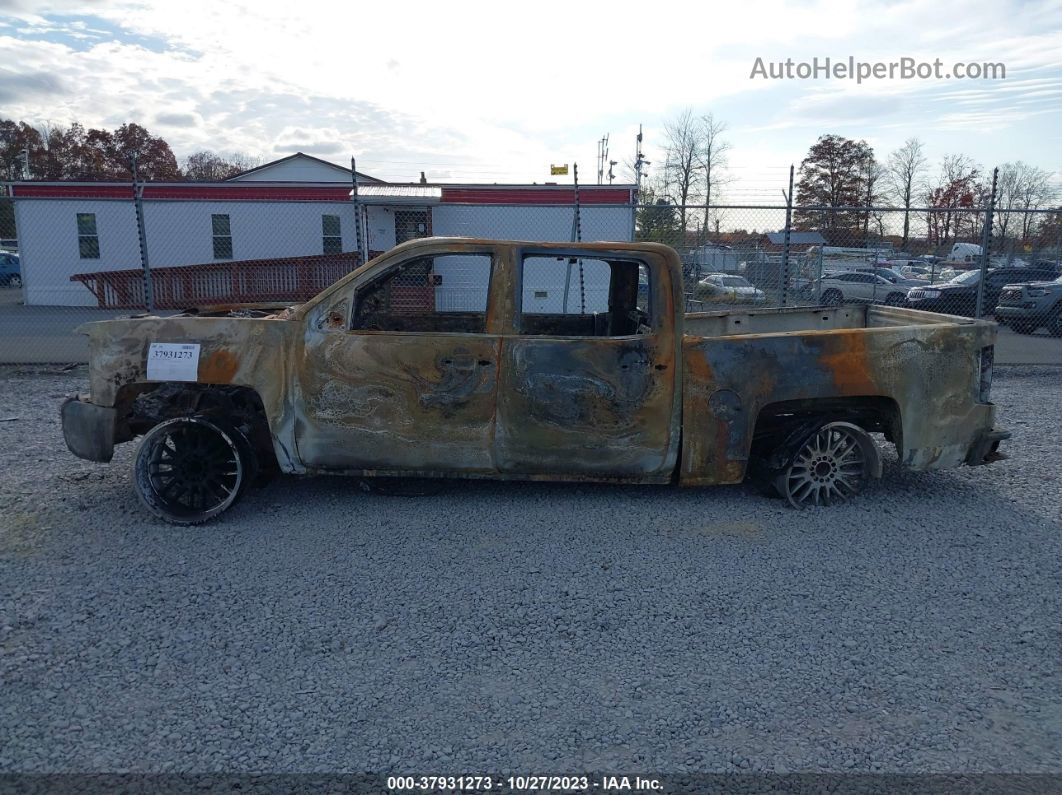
[114, 382, 277, 470]
[750, 396, 901, 471]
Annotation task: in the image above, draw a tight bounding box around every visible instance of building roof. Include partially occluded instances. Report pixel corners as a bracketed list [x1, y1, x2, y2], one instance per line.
[765, 231, 827, 245]
[225, 152, 383, 183]
[356, 185, 443, 204]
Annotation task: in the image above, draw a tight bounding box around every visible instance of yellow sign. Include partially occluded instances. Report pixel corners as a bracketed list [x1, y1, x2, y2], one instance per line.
[550, 164, 569, 175]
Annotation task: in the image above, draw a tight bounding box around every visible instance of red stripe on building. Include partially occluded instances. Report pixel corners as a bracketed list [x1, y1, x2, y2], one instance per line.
[12, 184, 135, 199]
[440, 187, 633, 205]
[10, 183, 634, 205]
[142, 185, 352, 201]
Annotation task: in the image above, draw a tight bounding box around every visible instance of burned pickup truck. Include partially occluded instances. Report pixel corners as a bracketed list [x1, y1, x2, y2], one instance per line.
[62, 238, 1008, 524]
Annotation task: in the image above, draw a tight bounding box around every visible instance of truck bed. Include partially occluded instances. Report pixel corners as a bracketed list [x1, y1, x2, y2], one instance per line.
[684, 304, 975, 337]
[679, 304, 997, 485]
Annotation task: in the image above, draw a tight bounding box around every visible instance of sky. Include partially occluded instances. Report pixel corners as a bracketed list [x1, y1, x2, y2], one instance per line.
[0, 0, 1060, 203]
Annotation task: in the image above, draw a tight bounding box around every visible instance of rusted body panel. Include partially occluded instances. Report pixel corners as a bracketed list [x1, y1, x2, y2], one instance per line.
[68, 237, 1002, 488]
[77, 316, 302, 471]
[679, 305, 997, 485]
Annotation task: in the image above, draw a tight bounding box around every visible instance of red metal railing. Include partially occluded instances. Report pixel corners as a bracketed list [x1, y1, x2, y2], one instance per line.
[71, 251, 365, 309]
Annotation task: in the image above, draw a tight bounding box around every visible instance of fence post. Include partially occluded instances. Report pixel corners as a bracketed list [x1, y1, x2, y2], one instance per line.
[131, 153, 154, 312]
[780, 164, 794, 307]
[350, 156, 366, 265]
[974, 167, 998, 319]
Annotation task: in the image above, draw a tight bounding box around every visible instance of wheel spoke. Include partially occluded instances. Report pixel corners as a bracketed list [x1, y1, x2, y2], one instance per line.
[781, 424, 871, 508]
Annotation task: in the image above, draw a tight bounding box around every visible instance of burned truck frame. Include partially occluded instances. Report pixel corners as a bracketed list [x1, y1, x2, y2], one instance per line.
[62, 238, 1008, 524]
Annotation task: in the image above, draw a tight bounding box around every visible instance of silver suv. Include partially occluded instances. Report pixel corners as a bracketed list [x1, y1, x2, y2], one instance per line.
[995, 274, 1062, 336]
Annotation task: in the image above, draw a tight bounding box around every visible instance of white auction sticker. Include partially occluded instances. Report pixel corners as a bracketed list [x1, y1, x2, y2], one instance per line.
[146, 342, 201, 382]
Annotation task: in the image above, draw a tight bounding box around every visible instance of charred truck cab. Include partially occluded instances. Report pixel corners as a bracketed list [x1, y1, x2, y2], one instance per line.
[62, 238, 1008, 524]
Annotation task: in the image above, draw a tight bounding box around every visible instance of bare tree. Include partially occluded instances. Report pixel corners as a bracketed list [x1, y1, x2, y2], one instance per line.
[662, 108, 702, 234]
[698, 113, 730, 237]
[884, 138, 927, 250]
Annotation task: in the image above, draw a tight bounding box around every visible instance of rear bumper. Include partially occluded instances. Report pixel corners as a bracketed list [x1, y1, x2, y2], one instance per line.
[61, 397, 116, 463]
[965, 428, 1010, 466]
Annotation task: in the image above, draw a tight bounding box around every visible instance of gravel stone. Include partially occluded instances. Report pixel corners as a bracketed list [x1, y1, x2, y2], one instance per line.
[0, 364, 1060, 773]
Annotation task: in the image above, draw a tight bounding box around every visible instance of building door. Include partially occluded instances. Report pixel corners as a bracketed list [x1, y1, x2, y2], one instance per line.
[394, 209, 430, 244]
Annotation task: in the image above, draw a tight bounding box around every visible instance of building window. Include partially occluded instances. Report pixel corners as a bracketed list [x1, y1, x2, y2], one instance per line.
[212, 214, 232, 259]
[77, 213, 100, 259]
[322, 214, 342, 254]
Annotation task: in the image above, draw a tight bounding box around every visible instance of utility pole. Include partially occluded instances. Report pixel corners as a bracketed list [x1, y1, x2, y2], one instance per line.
[632, 125, 649, 241]
[596, 134, 610, 185]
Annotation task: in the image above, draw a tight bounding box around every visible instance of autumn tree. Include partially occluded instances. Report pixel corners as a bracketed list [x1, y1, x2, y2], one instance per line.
[0, 120, 46, 179]
[0, 118, 181, 180]
[183, 151, 261, 181]
[924, 154, 982, 246]
[884, 138, 928, 250]
[794, 134, 877, 242]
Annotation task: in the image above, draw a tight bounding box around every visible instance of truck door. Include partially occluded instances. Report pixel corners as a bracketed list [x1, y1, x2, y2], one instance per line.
[295, 247, 501, 473]
[494, 249, 681, 480]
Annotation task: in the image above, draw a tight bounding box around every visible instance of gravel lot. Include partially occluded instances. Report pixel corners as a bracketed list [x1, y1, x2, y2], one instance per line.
[1, 365, 1060, 774]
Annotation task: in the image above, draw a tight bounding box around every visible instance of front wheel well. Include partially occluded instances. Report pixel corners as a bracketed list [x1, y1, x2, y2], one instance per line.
[114, 382, 277, 470]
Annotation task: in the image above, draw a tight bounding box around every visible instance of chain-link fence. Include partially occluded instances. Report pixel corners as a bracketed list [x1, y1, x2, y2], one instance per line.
[643, 204, 1062, 327]
[1, 178, 1060, 364]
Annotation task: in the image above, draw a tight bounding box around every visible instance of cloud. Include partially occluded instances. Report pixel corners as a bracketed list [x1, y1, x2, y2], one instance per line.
[0, 0, 1058, 190]
[0, 68, 67, 103]
[154, 111, 199, 127]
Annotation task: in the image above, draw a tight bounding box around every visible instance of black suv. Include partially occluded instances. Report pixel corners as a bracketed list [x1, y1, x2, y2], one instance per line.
[905, 266, 1060, 317]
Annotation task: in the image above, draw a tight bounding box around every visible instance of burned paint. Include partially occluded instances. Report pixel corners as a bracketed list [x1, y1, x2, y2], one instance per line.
[65, 237, 1003, 490]
[198, 349, 240, 383]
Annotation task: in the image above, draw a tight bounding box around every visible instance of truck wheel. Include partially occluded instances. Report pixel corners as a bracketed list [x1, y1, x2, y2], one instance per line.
[821, 289, 843, 306]
[1011, 320, 1038, 335]
[773, 422, 878, 508]
[133, 416, 253, 525]
[9, 275, 22, 288]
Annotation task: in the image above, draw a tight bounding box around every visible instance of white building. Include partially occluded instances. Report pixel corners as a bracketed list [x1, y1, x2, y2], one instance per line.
[7, 153, 636, 307]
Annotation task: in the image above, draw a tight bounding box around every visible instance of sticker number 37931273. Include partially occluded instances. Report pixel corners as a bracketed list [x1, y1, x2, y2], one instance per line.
[146, 342, 201, 382]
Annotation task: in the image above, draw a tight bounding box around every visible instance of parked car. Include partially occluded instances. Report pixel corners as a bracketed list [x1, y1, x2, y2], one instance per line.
[0, 252, 20, 287]
[61, 237, 1007, 522]
[808, 272, 911, 306]
[994, 274, 1062, 335]
[906, 266, 1060, 318]
[863, 267, 925, 287]
[898, 265, 931, 280]
[694, 273, 767, 304]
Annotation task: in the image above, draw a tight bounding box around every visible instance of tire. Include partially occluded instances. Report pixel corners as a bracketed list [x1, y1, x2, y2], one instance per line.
[773, 421, 878, 508]
[8, 275, 21, 288]
[884, 292, 906, 307]
[133, 415, 252, 525]
[1011, 320, 1038, 335]
[821, 289, 843, 306]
